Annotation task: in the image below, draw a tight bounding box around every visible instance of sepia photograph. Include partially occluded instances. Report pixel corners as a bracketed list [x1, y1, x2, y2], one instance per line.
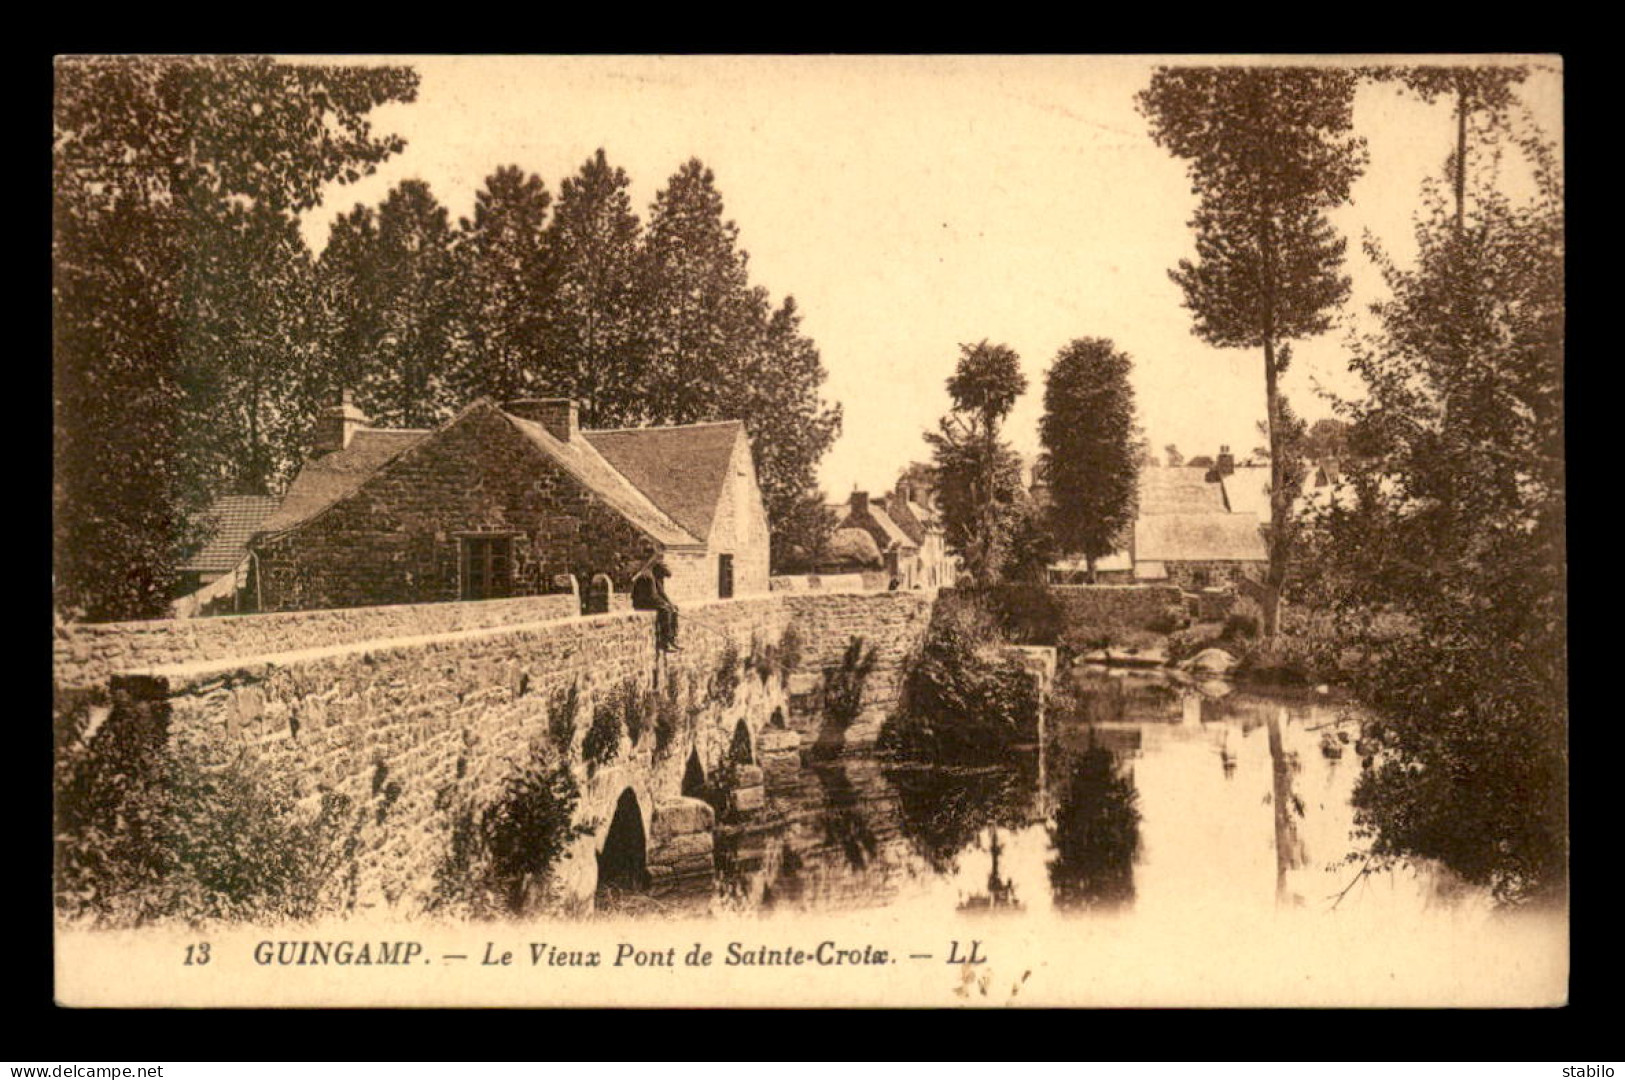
[51, 53, 1566, 1008]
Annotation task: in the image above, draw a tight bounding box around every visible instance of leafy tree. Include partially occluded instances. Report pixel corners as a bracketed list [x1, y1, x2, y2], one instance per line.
[1304, 417, 1351, 462]
[1361, 65, 1529, 233]
[53, 56, 416, 621]
[636, 159, 840, 565]
[454, 166, 555, 404]
[542, 149, 644, 427]
[179, 203, 321, 496]
[738, 294, 843, 568]
[1039, 338, 1142, 581]
[639, 158, 758, 424]
[354, 180, 464, 429]
[925, 341, 1029, 584]
[1048, 742, 1141, 911]
[1139, 66, 1367, 635]
[1163, 443, 1184, 468]
[1311, 118, 1564, 904]
[771, 489, 839, 574]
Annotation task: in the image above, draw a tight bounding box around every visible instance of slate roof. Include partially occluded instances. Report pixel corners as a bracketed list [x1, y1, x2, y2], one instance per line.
[1133, 512, 1267, 563]
[1139, 467, 1228, 515]
[257, 429, 429, 535]
[180, 495, 281, 574]
[582, 420, 743, 543]
[865, 503, 916, 550]
[508, 413, 699, 547]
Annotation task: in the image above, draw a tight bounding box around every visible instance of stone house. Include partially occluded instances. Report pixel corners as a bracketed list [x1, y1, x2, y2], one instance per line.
[833, 490, 917, 586]
[875, 476, 955, 589]
[246, 396, 770, 612]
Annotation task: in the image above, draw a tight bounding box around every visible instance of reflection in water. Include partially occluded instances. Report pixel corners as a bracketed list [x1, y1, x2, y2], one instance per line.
[958, 827, 1024, 913]
[889, 762, 1034, 874]
[1047, 740, 1141, 911]
[688, 669, 1484, 923]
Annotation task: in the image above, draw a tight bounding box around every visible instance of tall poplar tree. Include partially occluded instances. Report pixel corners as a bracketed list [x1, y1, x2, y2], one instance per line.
[454, 166, 555, 404]
[1039, 338, 1141, 582]
[1138, 66, 1367, 635]
[347, 180, 463, 429]
[639, 158, 757, 424]
[542, 149, 644, 427]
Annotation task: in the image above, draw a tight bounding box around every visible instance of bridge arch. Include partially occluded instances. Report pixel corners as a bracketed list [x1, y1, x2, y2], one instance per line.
[595, 787, 649, 897]
[681, 749, 707, 799]
[728, 717, 755, 767]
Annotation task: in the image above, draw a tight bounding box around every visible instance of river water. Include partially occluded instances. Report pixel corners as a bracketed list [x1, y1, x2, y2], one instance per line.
[661, 666, 1493, 924]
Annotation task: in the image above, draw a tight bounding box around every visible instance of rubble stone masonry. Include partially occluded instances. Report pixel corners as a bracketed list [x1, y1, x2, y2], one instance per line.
[54, 590, 936, 913]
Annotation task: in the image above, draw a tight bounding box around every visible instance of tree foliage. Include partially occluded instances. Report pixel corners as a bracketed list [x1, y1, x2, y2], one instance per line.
[925, 341, 1029, 585]
[1039, 338, 1141, 579]
[454, 166, 555, 405]
[1138, 66, 1367, 634]
[1308, 113, 1564, 904]
[542, 149, 644, 427]
[53, 56, 417, 621]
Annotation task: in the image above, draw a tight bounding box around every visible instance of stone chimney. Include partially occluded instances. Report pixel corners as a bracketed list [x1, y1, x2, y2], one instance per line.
[1217, 445, 1235, 477]
[313, 390, 367, 456]
[850, 490, 869, 516]
[506, 398, 578, 443]
[896, 479, 913, 505]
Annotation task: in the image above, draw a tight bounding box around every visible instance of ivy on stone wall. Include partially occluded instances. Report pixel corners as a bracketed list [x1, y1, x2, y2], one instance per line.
[583, 698, 623, 774]
[547, 681, 580, 751]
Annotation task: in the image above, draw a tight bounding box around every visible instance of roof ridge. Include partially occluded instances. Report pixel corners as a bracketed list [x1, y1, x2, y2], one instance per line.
[584, 418, 744, 435]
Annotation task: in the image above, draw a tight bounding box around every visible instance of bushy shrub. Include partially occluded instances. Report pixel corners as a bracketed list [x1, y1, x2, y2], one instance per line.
[1146, 608, 1187, 634]
[430, 744, 590, 917]
[616, 678, 649, 746]
[777, 624, 803, 678]
[1222, 611, 1260, 640]
[712, 643, 741, 708]
[582, 698, 623, 774]
[824, 637, 878, 726]
[654, 677, 683, 756]
[883, 593, 1041, 763]
[56, 727, 365, 927]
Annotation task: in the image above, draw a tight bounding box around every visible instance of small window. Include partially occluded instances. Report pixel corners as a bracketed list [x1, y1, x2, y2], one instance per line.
[461, 536, 514, 600]
[718, 553, 735, 599]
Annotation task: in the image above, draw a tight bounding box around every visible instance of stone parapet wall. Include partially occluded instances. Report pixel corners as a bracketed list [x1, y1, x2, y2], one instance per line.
[1046, 584, 1186, 630]
[54, 593, 582, 692]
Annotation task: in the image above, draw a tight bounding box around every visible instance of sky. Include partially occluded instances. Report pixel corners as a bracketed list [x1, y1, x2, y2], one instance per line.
[295, 55, 1562, 498]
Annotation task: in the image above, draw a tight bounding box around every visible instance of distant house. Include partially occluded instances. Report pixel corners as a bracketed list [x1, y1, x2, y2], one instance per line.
[876, 475, 955, 589]
[1040, 448, 1267, 588]
[245, 395, 769, 613]
[832, 490, 917, 585]
[829, 473, 956, 590]
[172, 495, 280, 616]
[1131, 511, 1267, 589]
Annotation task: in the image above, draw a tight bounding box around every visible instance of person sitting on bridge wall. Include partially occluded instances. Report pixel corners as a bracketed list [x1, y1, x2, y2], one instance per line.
[631, 556, 681, 652]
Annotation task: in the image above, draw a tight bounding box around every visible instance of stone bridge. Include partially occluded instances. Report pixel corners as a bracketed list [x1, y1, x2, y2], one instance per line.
[54, 590, 934, 914]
